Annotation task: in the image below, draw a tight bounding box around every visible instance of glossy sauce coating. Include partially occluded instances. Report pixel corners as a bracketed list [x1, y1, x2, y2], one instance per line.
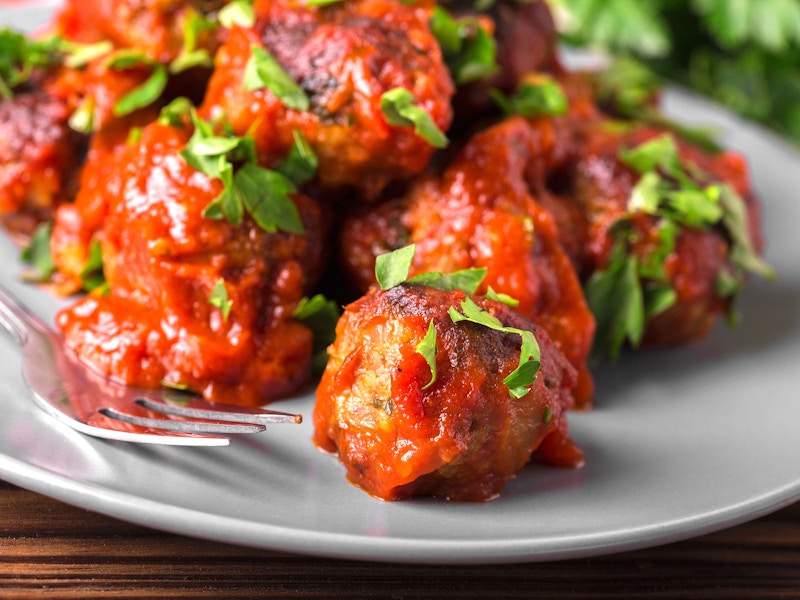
[340, 117, 596, 405]
[313, 283, 582, 501]
[56, 120, 325, 405]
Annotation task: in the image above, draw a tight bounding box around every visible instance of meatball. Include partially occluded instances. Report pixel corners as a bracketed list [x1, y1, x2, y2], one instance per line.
[339, 117, 596, 405]
[200, 0, 454, 198]
[0, 90, 82, 237]
[567, 123, 768, 348]
[313, 282, 583, 502]
[56, 119, 325, 406]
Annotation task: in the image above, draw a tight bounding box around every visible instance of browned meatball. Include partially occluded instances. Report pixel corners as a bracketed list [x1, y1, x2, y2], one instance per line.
[339, 117, 596, 406]
[0, 90, 82, 238]
[566, 123, 769, 350]
[313, 282, 583, 502]
[200, 0, 454, 198]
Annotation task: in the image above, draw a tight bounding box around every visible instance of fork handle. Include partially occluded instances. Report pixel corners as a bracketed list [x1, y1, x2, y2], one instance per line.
[0, 285, 33, 347]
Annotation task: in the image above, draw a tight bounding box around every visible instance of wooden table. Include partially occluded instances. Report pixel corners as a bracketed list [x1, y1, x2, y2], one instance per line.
[1, 480, 798, 598]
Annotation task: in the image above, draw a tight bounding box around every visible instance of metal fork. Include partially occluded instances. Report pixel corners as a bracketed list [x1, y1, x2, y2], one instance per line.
[0, 285, 302, 446]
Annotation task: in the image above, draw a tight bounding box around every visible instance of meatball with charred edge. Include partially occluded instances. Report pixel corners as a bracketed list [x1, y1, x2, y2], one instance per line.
[313, 282, 583, 502]
[56, 119, 326, 407]
[200, 0, 454, 199]
[339, 116, 596, 406]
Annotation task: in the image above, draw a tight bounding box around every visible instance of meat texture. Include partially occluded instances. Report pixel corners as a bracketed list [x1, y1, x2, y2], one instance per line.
[200, 0, 454, 198]
[313, 283, 583, 502]
[339, 117, 596, 405]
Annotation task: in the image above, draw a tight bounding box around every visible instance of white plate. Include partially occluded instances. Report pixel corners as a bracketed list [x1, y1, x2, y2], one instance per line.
[1, 5, 799, 565]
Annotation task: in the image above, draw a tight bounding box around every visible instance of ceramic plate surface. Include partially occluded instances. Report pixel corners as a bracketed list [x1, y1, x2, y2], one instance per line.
[1, 4, 799, 564]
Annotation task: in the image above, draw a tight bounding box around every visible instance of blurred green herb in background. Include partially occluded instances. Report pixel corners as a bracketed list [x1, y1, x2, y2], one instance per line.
[548, 0, 800, 144]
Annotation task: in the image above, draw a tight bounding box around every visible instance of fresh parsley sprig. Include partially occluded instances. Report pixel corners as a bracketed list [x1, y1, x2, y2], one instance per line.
[0, 29, 62, 98]
[174, 104, 306, 234]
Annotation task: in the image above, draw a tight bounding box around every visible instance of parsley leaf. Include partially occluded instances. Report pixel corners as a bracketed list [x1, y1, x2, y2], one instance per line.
[208, 279, 232, 321]
[489, 76, 568, 118]
[243, 46, 309, 111]
[408, 268, 487, 294]
[375, 244, 416, 290]
[170, 9, 215, 74]
[448, 297, 541, 398]
[293, 293, 341, 374]
[430, 7, 498, 85]
[218, 0, 256, 29]
[105, 51, 168, 116]
[0, 29, 62, 98]
[380, 87, 448, 148]
[20, 222, 56, 282]
[415, 319, 438, 390]
[80, 238, 107, 292]
[275, 129, 318, 185]
[178, 108, 305, 234]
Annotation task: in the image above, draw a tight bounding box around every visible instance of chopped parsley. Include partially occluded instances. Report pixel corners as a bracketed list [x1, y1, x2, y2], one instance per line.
[429, 7, 498, 85]
[448, 297, 541, 398]
[374, 245, 536, 396]
[208, 279, 232, 321]
[218, 0, 256, 29]
[243, 46, 309, 111]
[586, 132, 775, 359]
[175, 105, 305, 234]
[79, 238, 107, 292]
[105, 50, 169, 117]
[415, 319, 438, 390]
[489, 75, 568, 118]
[0, 29, 62, 97]
[292, 294, 341, 374]
[379, 88, 448, 148]
[20, 222, 56, 283]
[170, 9, 215, 74]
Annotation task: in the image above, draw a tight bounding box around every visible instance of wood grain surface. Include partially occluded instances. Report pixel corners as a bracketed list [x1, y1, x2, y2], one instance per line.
[1, 480, 799, 599]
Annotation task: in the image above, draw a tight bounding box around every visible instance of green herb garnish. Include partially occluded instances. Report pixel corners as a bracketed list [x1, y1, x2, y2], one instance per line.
[430, 7, 498, 85]
[170, 10, 215, 74]
[178, 107, 304, 234]
[293, 293, 341, 374]
[489, 76, 568, 118]
[243, 46, 309, 111]
[275, 129, 318, 185]
[379, 88, 448, 148]
[218, 0, 256, 29]
[208, 279, 232, 321]
[375, 244, 417, 291]
[448, 297, 541, 398]
[79, 238, 107, 292]
[0, 29, 62, 97]
[105, 50, 168, 116]
[586, 132, 774, 359]
[415, 319, 438, 390]
[20, 222, 55, 282]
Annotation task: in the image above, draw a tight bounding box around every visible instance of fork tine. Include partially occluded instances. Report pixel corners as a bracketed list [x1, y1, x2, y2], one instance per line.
[135, 398, 303, 424]
[99, 407, 268, 435]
